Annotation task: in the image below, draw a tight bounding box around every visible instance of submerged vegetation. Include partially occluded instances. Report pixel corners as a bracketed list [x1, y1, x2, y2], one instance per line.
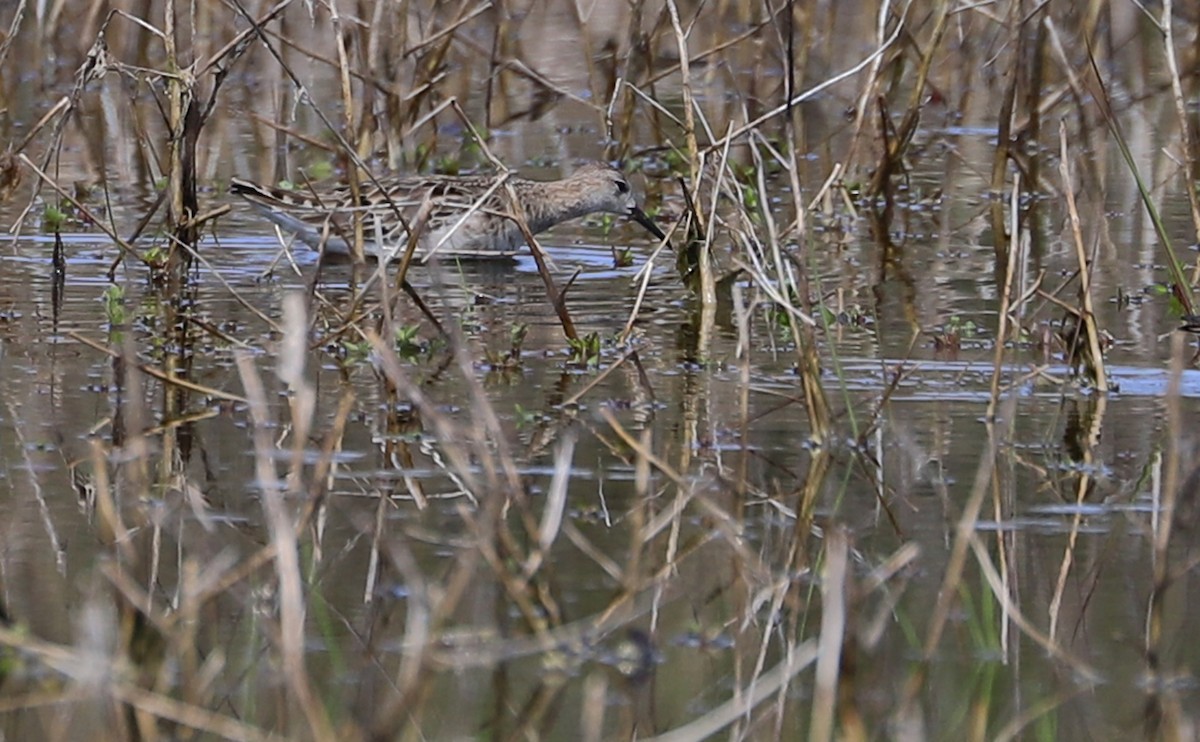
[1, 1, 1200, 739]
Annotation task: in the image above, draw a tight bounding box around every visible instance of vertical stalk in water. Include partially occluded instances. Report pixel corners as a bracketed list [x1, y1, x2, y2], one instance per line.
[1162, 0, 1200, 282]
[161, 0, 186, 491]
[666, 0, 714, 309]
[1058, 122, 1107, 391]
[163, 0, 199, 273]
[330, 0, 365, 268]
[989, 3, 1020, 271]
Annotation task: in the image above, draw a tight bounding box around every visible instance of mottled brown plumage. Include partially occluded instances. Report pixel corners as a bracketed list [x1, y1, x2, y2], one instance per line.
[230, 161, 664, 260]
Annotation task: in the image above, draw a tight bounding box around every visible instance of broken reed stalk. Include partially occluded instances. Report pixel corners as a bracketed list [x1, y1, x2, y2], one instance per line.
[1057, 122, 1108, 391]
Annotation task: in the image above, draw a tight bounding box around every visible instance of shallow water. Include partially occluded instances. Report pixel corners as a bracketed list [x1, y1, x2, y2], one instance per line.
[5, 209, 1196, 740]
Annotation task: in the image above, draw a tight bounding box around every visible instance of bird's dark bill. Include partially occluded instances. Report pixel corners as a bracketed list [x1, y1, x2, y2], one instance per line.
[629, 207, 666, 241]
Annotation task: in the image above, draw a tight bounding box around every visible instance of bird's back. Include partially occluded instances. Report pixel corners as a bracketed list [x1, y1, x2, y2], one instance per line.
[230, 173, 528, 258]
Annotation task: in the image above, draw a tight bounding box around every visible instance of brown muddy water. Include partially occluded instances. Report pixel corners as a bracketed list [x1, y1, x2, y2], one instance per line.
[2, 2, 1200, 741]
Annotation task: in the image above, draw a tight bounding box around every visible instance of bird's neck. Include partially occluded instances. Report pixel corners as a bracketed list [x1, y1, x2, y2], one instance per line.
[518, 180, 590, 234]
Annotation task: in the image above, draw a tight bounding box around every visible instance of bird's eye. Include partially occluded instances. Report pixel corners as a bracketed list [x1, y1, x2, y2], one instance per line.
[615, 180, 630, 194]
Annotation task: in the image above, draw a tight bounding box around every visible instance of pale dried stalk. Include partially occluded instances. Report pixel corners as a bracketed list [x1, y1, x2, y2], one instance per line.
[330, 0, 364, 264]
[809, 528, 849, 742]
[1160, 0, 1200, 282]
[1058, 121, 1107, 391]
[985, 173, 1022, 422]
[665, 0, 714, 308]
[235, 328, 334, 739]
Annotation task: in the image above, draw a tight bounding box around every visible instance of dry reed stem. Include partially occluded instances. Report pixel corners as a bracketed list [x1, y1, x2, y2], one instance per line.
[665, 0, 712, 310]
[895, 392, 1012, 726]
[1160, 0, 1200, 278]
[867, 0, 949, 198]
[622, 81, 686, 129]
[236, 331, 336, 740]
[173, 237, 283, 332]
[364, 332, 483, 496]
[642, 641, 818, 742]
[620, 219, 681, 341]
[598, 408, 771, 577]
[370, 533, 436, 712]
[988, 9, 1021, 266]
[431, 100, 580, 341]
[246, 112, 338, 154]
[524, 433, 575, 575]
[329, 0, 364, 265]
[8, 95, 70, 160]
[389, 196, 434, 288]
[1147, 333, 1186, 671]
[731, 280, 753, 501]
[639, 12, 782, 88]
[17, 154, 149, 267]
[748, 135, 830, 439]
[0, 0, 26, 70]
[0, 623, 285, 740]
[985, 174, 1022, 423]
[967, 534, 1100, 681]
[67, 330, 247, 403]
[809, 527, 849, 742]
[1, 396, 67, 562]
[407, 577, 665, 670]
[579, 672, 608, 742]
[505, 190, 579, 340]
[162, 0, 202, 270]
[735, 244, 816, 330]
[9, 28, 108, 235]
[229, 1, 416, 245]
[369, 306, 533, 564]
[1047, 395, 1105, 641]
[710, 10, 906, 152]
[1057, 122, 1108, 389]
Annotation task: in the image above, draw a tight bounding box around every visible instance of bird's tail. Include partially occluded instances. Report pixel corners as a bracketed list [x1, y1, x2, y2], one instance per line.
[229, 178, 349, 254]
